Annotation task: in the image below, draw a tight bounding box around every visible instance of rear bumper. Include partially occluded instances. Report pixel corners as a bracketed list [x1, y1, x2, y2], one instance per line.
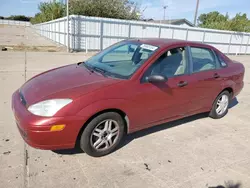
[12, 90, 87, 150]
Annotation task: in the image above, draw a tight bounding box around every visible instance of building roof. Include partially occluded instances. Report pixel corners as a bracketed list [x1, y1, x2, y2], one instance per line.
[128, 38, 212, 49]
[150, 19, 194, 27]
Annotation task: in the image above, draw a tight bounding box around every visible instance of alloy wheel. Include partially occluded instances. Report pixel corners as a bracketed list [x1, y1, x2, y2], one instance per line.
[216, 94, 229, 115]
[90, 119, 120, 151]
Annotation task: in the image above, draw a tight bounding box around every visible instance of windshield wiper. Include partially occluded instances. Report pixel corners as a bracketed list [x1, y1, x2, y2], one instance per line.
[79, 62, 94, 73]
[92, 67, 107, 77]
[78, 62, 108, 77]
[77, 61, 83, 66]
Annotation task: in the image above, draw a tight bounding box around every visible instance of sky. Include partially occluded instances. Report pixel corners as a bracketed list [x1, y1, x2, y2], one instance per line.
[0, 0, 250, 23]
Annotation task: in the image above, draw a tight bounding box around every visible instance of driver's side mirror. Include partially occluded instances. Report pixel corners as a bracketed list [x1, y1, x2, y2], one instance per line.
[146, 75, 168, 83]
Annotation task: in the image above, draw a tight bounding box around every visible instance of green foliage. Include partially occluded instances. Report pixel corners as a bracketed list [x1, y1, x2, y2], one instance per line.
[31, 0, 65, 24]
[69, 0, 140, 20]
[31, 0, 140, 24]
[198, 11, 250, 32]
[4, 15, 31, 21]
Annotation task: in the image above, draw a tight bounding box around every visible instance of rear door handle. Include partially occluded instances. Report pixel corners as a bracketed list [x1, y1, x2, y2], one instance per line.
[177, 81, 188, 87]
[214, 73, 220, 79]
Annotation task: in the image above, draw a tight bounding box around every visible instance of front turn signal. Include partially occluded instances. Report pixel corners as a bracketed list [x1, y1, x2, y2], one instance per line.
[50, 124, 65, 132]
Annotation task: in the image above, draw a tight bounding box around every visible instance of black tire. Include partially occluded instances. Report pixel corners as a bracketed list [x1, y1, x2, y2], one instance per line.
[80, 112, 125, 157]
[209, 90, 230, 119]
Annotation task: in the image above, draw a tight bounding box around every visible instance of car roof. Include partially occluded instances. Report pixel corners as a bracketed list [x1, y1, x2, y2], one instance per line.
[127, 38, 213, 49]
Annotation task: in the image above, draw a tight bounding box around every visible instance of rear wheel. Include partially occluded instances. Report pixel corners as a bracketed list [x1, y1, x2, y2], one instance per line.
[80, 112, 125, 157]
[209, 91, 230, 119]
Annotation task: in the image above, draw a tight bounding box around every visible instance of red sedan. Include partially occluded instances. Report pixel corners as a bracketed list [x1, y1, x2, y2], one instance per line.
[12, 39, 245, 157]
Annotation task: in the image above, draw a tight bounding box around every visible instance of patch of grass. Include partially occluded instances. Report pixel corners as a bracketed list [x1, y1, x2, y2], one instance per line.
[47, 49, 56, 52]
[0, 44, 65, 52]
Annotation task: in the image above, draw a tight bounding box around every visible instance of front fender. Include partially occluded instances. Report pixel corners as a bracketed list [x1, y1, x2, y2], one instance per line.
[76, 99, 128, 117]
[76, 99, 136, 133]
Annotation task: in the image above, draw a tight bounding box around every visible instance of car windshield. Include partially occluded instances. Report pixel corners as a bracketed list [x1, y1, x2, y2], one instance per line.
[83, 41, 159, 79]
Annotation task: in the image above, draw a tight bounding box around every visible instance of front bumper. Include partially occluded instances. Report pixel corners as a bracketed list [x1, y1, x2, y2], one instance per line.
[11, 90, 86, 150]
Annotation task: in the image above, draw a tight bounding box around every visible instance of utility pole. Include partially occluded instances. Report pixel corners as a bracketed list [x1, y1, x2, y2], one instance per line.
[193, 0, 200, 26]
[66, 0, 70, 52]
[163, 6, 167, 21]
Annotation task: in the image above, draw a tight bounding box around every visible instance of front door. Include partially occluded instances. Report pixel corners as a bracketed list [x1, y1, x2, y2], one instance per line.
[132, 46, 194, 129]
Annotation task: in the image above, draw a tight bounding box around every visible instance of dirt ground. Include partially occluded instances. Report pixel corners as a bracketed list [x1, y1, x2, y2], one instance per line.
[0, 25, 65, 52]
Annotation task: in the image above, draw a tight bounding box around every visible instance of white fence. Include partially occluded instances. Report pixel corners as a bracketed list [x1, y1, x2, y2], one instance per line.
[0, 19, 31, 26]
[33, 15, 250, 54]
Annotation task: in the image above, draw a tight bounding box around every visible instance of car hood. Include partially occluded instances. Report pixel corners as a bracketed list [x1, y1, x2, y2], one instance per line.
[21, 64, 120, 105]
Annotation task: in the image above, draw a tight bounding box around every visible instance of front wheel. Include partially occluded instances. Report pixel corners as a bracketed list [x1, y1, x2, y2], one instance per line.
[209, 91, 230, 119]
[80, 112, 125, 157]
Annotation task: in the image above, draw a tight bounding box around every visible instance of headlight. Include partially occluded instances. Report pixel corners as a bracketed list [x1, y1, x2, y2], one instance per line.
[28, 99, 72, 117]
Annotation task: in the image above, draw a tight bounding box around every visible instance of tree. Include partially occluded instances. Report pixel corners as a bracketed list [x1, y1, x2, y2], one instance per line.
[0, 16, 4, 20]
[69, 0, 140, 20]
[198, 11, 250, 32]
[31, 0, 140, 24]
[31, 0, 65, 24]
[6, 15, 31, 21]
[229, 13, 250, 32]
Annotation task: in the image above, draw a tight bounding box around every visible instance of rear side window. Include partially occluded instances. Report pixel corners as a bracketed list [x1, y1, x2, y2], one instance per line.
[190, 47, 216, 73]
[216, 53, 228, 67]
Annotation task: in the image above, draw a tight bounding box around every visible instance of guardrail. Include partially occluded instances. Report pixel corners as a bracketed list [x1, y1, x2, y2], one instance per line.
[32, 15, 250, 54]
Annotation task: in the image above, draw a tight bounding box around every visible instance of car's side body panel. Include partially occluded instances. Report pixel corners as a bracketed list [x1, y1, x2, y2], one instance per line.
[58, 41, 245, 134]
[11, 39, 245, 150]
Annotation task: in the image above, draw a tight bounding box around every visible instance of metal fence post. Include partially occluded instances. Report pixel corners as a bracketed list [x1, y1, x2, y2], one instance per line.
[172, 28, 175, 39]
[58, 21, 60, 44]
[100, 20, 104, 50]
[245, 35, 250, 54]
[239, 33, 244, 55]
[49, 23, 53, 39]
[128, 23, 131, 39]
[54, 21, 56, 42]
[51, 23, 53, 40]
[66, 0, 70, 52]
[227, 33, 233, 54]
[71, 17, 74, 50]
[45, 24, 47, 38]
[158, 26, 161, 38]
[185, 28, 189, 41]
[86, 37, 88, 53]
[202, 30, 206, 43]
[64, 18, 66, 46]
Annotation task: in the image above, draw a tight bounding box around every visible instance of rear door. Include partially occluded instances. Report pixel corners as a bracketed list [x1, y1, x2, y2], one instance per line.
[187, 46, 224, 112]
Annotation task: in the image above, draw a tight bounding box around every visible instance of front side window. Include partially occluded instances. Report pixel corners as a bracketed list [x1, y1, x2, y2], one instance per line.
[84, 42, 158, 79]
[190, 47, 216, 73]
[142, 47, 188, 81]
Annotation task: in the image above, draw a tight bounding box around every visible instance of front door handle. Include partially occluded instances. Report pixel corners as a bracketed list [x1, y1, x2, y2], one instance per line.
[214, 73, 220, 79]
[177, 81, 188, 87]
